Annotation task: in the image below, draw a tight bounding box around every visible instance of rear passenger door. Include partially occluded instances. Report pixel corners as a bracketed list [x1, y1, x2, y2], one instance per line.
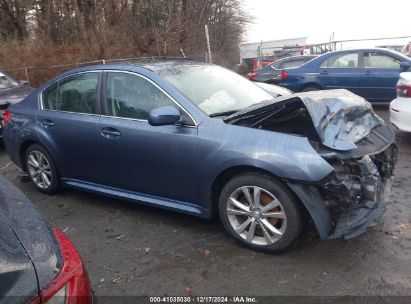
[317, 52, 363, 96]
[360, 51, 402, 102]
[36, 72, 101, 182]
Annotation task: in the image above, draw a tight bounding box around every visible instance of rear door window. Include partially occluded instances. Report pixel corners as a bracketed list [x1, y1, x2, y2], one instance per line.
[42, 72, 99, 114]
[320, 53, 359, 68]
[42, 82, 58, 110]
[281, 60, 306, 69]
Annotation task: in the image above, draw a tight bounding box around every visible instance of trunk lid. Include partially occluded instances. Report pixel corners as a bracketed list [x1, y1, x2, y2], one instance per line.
[0, 175, 63, 298]
[0, 85, 33, 106]
[0, 214, 38, 302]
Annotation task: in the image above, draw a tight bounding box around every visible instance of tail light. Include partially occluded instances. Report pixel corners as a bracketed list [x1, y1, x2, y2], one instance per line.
[280, 71, 288, 79]
[3, 110, 11, 124]
[397, 84, 411, 97]
[34, 228, 92, 304]
[247, 72, 257, 81]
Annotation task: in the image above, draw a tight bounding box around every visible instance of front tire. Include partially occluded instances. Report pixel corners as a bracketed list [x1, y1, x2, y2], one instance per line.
[218, 172, 302, 252]
[25, 144, 60, 194]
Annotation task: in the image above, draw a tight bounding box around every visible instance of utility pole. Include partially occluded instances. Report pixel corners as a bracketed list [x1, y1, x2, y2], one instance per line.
[24, 65, 30, 83]
[205, 24, 213, 64]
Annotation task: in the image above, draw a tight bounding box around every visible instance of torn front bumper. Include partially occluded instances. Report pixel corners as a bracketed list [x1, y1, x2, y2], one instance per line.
[289, 180, 391, 241]
[328, 201, 388, 240]
[289, 144, 397, 241]
[324, 147, 396, 240]
[327, 175, 393, 240]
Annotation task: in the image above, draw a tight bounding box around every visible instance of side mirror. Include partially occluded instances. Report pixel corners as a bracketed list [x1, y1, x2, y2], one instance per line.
[19, 80, 29, 85]
[400, 61, 410, 70]
[148, 106, 181, 126]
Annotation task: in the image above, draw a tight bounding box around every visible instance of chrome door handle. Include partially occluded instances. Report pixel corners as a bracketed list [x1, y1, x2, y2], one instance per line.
[40, 119, 55, 128]
[101, 128, 121, 138]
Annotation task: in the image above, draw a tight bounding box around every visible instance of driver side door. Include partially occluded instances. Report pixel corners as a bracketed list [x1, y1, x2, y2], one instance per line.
[317, 51, 363, 96]
[96, 71, 201, 205]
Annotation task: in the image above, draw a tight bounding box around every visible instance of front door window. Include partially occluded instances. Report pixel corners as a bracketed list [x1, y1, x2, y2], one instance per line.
[363, 52, 401, 69]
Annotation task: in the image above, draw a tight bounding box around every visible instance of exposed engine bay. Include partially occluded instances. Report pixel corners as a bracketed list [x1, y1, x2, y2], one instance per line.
[225, 89, 398, 239]
[320, 144, 397, 239]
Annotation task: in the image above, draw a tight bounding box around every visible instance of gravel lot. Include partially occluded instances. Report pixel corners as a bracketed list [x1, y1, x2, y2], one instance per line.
[0, 106, 410, 298]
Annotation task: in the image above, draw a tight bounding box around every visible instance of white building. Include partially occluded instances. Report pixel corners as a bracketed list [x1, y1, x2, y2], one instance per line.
[240, 37, 307, 60]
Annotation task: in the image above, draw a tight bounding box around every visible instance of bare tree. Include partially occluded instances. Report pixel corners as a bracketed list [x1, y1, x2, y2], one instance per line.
[0, 0, 250, 85]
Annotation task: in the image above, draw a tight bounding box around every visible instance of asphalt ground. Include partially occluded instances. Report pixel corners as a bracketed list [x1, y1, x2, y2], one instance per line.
[0, 106, 410, 300]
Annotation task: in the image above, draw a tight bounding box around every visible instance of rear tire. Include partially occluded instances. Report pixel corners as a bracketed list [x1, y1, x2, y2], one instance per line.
[25, 144, 60, 194]
[218, 172, 302, 252]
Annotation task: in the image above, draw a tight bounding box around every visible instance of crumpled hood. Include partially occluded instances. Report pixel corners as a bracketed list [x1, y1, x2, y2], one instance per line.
[0, 85, 33, 106]
[225, 89, 385, 151]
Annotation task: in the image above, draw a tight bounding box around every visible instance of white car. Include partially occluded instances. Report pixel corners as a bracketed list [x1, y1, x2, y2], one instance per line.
[390, 72, 411, 132]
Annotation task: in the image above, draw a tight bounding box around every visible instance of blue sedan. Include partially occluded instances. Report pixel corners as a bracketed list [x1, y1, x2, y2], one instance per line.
[278, 48, 411, 102]
[2, 61, 397, 252]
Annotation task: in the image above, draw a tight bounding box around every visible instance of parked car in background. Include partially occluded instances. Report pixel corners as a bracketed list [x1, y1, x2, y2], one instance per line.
[254, 82, 293, 97]
[390, 72, 411, 132]
[0, 71, 33, 138]
[247, 55, 317, 83]
[3, 61, 397, 252]
[0, 174, 92, 304]
[277, 48, 411, 103]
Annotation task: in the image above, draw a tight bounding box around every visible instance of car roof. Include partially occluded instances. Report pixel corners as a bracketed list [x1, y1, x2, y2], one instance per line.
[36, 59, 209, 89]
[322, 47, 406, 56]
[44, 59, 208, 81]
[277, 55, 317, 61]
[80, 59, 206, 72]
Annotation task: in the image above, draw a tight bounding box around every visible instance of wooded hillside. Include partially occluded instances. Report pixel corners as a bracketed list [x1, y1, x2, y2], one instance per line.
[0, 0, 250, 85]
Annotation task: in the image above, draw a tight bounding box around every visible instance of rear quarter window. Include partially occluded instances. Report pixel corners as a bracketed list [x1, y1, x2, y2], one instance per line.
[42, 82, 58, 110]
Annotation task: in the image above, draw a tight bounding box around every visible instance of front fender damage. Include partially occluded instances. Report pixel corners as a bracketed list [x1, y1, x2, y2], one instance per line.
[289, 144, 397, 240]
[287, 183, 332, 239]
[225, 89, 398, 240]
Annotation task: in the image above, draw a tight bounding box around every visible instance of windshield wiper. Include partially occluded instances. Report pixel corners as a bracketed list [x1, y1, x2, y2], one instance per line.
[209, 110, 240, 118]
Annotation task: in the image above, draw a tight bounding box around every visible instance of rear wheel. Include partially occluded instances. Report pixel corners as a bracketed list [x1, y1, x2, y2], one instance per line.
[218, 173, 302, 252]
[25, 144, 60, 194]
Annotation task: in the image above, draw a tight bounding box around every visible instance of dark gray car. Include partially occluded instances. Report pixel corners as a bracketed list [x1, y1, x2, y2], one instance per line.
[252, 55, 317, 84]
[0, 174, 92, 303]
[0, 71, 33, 138]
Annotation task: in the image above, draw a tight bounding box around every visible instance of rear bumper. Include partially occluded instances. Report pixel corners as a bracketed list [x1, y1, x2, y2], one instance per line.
[390, 97, 411, 132]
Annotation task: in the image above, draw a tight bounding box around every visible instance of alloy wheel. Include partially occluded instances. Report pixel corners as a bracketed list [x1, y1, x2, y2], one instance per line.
[226, 186, 287, 246]
[27, 151, 53, 189]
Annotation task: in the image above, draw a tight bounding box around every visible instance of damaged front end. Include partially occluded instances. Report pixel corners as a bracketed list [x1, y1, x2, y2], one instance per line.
[225, 89, 398, 240]
[320, 144, 397, 239]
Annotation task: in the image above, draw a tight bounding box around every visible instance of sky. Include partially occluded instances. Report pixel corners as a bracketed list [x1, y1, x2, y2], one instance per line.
[242, 0, 411, 48]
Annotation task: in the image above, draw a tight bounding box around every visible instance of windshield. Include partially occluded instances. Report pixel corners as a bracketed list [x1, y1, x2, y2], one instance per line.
[0, 72, 19, 90]
[159, 64, 273, 115]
